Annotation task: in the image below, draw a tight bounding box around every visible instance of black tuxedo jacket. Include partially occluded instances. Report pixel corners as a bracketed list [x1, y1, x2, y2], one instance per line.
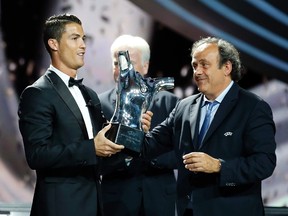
[18, 70, 106, 216]
[143, 83, 276, 216]
[99, 88, 179, 216]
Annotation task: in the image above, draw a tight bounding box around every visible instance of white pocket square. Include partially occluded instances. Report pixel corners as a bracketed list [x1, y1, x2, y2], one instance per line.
[224, 132, 233, 136]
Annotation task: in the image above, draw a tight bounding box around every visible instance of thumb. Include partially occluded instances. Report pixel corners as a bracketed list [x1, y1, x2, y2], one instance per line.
[102, 123, 112, 134]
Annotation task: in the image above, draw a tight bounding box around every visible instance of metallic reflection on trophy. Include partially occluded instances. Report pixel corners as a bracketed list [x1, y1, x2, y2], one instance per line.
[105, 50, 174, 153]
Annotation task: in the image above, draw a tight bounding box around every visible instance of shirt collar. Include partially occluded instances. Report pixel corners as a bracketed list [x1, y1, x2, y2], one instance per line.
[49, 65, 78, 87]
[202, 81, 234, 105]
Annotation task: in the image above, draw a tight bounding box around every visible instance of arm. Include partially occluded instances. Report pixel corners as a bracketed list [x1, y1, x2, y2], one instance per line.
[18, 86, 123, 170]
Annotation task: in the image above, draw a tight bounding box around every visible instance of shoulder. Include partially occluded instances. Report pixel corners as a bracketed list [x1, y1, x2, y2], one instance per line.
[235, 84, 268, 106]
[178, 93, 201, 106]
[156, 90, 177, 98]
[20, 74, 51, 97]
[98, 88, 115, 101]
[19, 74, 56, 111]
[238, 86, 263, 101]
[238, 86, 272, 111]
[84, 85, 97, 95]
[150, 91, 179, 112]
[226, 84, 273, 116]
[155, 91, 179, 103]
[169, 93, 201, 119]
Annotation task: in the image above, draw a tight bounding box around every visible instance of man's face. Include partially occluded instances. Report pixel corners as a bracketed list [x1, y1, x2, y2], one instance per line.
[191, 43, 231, 100]
[112, 47, 148, 82]
[55, 23, 86, 73]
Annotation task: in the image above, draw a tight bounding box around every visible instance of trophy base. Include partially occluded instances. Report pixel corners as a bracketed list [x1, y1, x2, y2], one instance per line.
[104, 123, 144, 153]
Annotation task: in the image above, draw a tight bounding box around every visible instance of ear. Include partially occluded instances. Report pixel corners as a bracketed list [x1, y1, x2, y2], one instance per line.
[224, 60, 232, 76]
[48, 39, 58, 51]
[143, 61, 149, 75]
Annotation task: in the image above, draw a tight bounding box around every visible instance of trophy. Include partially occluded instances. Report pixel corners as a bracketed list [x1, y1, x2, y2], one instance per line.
[105, 50, 174, 153]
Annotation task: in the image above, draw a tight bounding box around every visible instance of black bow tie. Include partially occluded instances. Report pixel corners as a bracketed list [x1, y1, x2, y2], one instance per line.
[68, 77, 84, 87]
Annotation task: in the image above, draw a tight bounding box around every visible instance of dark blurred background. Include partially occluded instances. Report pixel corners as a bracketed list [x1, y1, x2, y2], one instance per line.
[3, 0, 286, 97]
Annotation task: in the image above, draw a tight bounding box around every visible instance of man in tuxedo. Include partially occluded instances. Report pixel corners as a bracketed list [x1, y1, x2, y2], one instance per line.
[142, 36, 277, 216]
[99, 35, 179, 216]
[18, 14, 151, 216]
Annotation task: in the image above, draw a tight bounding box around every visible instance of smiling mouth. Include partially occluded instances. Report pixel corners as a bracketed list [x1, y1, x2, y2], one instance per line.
[196, 77, 206, 82]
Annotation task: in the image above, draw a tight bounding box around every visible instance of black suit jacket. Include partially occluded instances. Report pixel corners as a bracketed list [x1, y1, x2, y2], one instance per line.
[143, 83, 277, 216]
[99, 88, 179, 216]
[18, 70, 106, 216]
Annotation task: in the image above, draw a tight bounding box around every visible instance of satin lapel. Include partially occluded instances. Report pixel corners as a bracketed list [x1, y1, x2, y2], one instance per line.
[45, 70, 89, 139]
[190, 95, 202, 148]
[202, 83, 239, 146]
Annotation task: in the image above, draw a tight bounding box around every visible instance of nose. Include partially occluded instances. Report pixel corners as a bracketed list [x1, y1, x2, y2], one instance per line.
[194, 67, 203, 76]
[80, 38, 86, 48]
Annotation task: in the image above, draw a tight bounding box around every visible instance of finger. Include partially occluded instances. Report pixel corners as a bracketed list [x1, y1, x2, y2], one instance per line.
[183, 151, 206, 160]
[185, 163, 197, 171]
[141, 121, 150, 133]
[109, 142, 125, 150]
[142, 125, 149, 133]
[142, 111, 153, 122]
[146, 110, 153, 118]
[186, 160, 202, 170]
[183, 152, 196, 159]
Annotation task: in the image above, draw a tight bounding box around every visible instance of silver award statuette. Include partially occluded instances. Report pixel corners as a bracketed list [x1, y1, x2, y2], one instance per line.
[105, 50, 174, 153]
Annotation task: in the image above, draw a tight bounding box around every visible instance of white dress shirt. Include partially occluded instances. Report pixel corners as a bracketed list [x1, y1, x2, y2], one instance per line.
[49, 65, 94, 139]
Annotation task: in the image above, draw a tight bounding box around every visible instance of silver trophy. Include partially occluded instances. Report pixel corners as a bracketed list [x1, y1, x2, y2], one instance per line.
[105, 50, 174, 153]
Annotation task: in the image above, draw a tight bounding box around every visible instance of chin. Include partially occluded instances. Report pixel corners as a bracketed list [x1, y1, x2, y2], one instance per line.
[78, 62, 84, 68]
[197, 83, 205, 90]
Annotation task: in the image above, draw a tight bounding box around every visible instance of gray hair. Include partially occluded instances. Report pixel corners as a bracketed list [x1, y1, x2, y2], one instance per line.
[110, 34, 150, 65]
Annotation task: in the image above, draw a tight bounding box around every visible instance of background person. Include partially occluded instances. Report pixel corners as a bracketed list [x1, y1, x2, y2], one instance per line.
[99, 34, 179, 216]
[142, 36, 277, 216]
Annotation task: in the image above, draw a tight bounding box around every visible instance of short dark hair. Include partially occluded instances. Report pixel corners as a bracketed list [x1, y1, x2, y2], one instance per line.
[43, 13, 82, 55]
[191, 36, 245, 82]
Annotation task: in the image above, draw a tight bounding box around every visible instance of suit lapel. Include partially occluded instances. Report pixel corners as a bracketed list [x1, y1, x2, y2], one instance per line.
[202, 83, 239, 146]
[190, 95, 202, 148]
[45, 70, 89, 139]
